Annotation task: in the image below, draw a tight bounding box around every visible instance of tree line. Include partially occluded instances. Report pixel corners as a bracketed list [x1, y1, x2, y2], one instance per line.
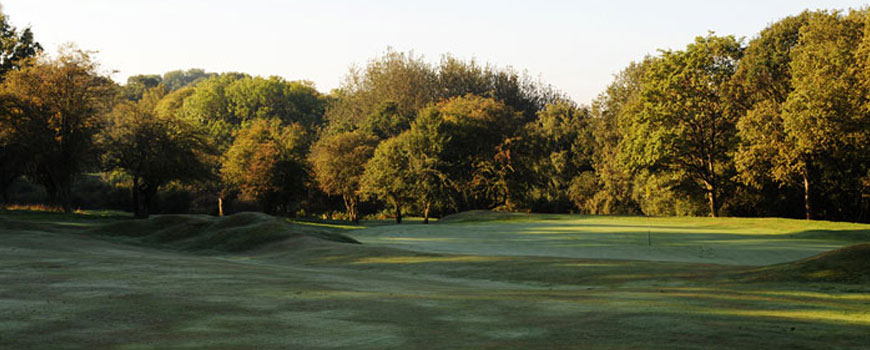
[1, 8, 869, 223]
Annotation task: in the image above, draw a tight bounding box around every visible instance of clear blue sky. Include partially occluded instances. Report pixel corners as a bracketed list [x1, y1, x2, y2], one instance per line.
[3, 0, 867, 104]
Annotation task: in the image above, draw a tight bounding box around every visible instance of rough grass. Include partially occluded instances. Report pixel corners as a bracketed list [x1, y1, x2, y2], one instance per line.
[87, 212, 359, 252]
[747, 243, 870, 284]
[2, 210, 869, 349]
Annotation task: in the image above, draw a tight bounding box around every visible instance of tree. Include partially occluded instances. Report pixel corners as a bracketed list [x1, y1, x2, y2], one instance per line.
[437, 94, 524, 210]
[309, 131, 379, 223]
[404, 108, 453, 222]
[0, 104, 26, 204]
[326, 49, 438, 131]
[162, 68, 214, 91]
[99, 86, 215, 218]
[0, 47, 116, 212]
[221, 118, 310, 214]
[522, 101, 594, 212]
[360, 135, 412, 223]
[733, 12, 813, 219]
[780, 10, 868, 220]
[0, 8, 41, 79]
[587, 60, 650, 215]
[122, 74, 162, 101]
[621, 34, 743, 217]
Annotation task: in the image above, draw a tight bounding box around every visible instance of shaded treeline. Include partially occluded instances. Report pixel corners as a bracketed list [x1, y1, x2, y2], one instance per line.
[1, 8, 870, 222]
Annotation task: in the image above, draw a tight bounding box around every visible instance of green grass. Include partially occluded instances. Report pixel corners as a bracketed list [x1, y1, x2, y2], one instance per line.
[1, 210, 869, 349]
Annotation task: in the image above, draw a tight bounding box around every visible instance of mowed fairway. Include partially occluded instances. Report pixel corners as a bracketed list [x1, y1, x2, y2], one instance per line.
[1, 211, 869, 349]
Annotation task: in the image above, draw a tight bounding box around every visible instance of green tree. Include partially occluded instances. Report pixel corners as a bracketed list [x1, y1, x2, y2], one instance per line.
[162, 68, 214, 91]
[621, 34, 743, 217]
[99, 86, 215, 218]
[360, 135, 412, 223]
[436, 94, 524, 210]
[122, 74, 162, 101]
[587, 60, 650, 215]
[732, 12, 812, 218]
[0, 9, 41, 79]
[221, 118, 310, 214]
[309, 131, 379, 223]
[522, 101, 594, 212]
[0, 47, 116, 212]
[781, 10, 868, 220]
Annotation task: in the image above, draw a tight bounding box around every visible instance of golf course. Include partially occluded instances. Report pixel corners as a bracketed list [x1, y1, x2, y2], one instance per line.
[1, 210, 869, 349]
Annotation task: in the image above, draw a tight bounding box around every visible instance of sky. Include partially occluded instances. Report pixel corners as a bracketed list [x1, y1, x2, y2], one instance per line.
[2, 0, 868, 104]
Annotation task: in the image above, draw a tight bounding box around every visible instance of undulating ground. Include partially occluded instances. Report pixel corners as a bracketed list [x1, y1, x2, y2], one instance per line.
[1, 209, 868, 349]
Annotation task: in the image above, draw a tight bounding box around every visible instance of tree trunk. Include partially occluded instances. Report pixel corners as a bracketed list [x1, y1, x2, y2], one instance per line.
[344, 195, 359, 225]
[133, 177, 149, 219]
[803, 167, 812, 221]
[708, 188, 718, 218]
[423, 202, 431, 224]
[394, 201, 402, 224]
[0, 174, 16, 206]
[704, 180, 718, 218]
[218, 196, 224, 217]
[132, 177, 140, 217]
[706, 155, 718, 218]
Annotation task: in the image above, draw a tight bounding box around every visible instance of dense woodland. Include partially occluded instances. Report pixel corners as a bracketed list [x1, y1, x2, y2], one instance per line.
[1, 8, 870, 222]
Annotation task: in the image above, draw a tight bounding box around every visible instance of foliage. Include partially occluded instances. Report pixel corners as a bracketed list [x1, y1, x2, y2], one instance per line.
[221, 118, 310, 214]
[0, 9, 41, 79]
[0, 47, 116, 212]
[522, 101, 594, 212]
[309, 130, 379, 223]
[620, 34, 743, 217]
[99, 86, 215, 218]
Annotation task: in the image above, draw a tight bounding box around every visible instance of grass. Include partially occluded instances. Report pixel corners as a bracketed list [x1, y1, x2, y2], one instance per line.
[1, 209, 869, 349]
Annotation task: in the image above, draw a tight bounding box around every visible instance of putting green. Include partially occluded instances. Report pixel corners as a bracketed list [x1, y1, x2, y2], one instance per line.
[1, 211, 868, 349]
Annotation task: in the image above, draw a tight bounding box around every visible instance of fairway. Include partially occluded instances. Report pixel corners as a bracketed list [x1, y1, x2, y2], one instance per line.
[1, 211, 869, 349]
[352, 212, 868, 265]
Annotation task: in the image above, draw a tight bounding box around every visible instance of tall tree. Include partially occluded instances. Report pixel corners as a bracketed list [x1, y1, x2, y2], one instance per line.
[781, 10, 868, 220]
[99, 86, 215, 218]
[733, 12, 813, 218]
[0, 47, 115, 212]
[621, 34, 743, 217]
[587, 60, 650, 215]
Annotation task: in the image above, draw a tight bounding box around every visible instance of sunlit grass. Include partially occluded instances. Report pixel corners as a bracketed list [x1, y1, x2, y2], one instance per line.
[711, 308, 870, 326]
[353, 255, 509, 264]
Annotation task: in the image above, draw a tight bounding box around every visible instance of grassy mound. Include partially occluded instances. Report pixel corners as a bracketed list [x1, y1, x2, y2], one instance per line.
[88, 212, 359, 252]
[438, 210, 531, 223]
[747, 243, 870, 284]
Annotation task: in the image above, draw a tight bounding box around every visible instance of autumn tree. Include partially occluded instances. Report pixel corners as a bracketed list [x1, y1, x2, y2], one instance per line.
[221, 118, 310, 214]
[621, 34, 743, 217]
[0, 48, 115, 212]
[99, 86, 215, 218]
[309, 131, 379, 223]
